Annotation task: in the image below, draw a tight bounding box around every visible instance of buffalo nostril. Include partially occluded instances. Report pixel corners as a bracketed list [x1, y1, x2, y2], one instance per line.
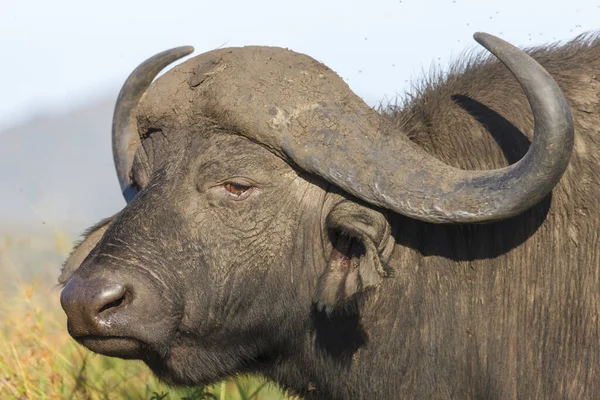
[61, 278, 131, 336]
[94, 284, 128, 315]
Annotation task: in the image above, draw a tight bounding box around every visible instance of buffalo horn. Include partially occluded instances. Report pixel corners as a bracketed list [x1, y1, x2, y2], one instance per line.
[114, 33, 573, 224]
[227, 33, 574, 223]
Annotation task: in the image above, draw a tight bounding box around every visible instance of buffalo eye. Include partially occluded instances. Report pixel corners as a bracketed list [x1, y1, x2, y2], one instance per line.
[223, 182, 252, 197]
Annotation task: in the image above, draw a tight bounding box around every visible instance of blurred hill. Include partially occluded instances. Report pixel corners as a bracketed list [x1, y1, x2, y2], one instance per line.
[0, 96, 124, 237]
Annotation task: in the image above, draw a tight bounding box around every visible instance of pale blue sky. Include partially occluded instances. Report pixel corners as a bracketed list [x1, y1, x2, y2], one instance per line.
[1, 0, 598, 131]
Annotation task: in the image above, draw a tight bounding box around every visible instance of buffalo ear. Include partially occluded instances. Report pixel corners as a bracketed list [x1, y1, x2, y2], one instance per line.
[58, 216, 115, 285]
[316, 201, 394, 313]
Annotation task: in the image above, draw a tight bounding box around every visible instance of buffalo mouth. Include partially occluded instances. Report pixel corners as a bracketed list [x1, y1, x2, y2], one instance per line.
[73, 335, 147, 359]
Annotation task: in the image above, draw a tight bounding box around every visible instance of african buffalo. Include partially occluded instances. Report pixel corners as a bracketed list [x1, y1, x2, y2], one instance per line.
[60, 32, 599, 399]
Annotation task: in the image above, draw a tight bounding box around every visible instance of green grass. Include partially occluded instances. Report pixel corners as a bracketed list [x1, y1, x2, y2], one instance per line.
[0, 233, 293, 399]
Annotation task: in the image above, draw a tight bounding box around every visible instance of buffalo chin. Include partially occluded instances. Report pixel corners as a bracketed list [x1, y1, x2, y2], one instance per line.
[76, 336, 147, 359]
[141, 337, 265, 388]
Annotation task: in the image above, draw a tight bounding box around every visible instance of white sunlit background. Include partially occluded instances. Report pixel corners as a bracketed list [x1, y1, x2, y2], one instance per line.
[0, 0, 598, 397]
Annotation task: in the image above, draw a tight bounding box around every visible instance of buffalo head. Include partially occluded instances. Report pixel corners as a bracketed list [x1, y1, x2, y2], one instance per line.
[60, 33, 573, 387]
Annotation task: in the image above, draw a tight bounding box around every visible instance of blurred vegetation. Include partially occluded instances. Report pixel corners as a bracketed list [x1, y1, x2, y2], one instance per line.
[0, 232, 293, 399]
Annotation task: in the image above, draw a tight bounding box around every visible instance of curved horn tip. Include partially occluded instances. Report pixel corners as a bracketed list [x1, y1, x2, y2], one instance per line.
[151, 46, 195, 62]
[473, 31, 493, 41]
[472, 32, 514, 53]
[171, 46, 195, 56]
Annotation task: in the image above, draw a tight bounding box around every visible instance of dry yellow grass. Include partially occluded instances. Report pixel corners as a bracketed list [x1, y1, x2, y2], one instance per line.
[0, 233, 292, 400]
